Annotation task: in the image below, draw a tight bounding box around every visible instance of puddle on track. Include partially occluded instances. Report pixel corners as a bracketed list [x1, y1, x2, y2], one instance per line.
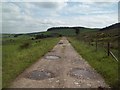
[45, 55, 60, 60]
[69, 68, 96, 79]
[58, 42, 63, 44]
[26, 70, 56, 80]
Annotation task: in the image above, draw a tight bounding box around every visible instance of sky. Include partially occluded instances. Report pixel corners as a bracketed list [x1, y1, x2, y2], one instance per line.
[1, 0, 119, 34]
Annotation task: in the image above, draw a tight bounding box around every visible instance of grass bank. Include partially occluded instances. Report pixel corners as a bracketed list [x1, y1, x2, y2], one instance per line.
[2, 37, 60, 88]
[0, 45, 2, 89]
[68, 37, 118, 88]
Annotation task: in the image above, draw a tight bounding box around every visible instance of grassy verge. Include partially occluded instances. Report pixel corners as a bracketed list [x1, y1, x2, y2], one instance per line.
[2, 37, 60, 88]
[68, 37, 118, 88]
[0, 45, 2, 89]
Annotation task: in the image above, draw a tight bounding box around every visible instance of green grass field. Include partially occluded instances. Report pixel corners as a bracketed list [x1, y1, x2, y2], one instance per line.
[2, 36, 60, 88]
[68, 37, 118, 88]
[0, 45, 2, 89]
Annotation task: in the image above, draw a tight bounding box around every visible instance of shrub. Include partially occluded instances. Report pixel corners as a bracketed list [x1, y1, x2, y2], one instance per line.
[59, 34, 62, 37]
[20, 42, 30, 49]
[31, 38, 34, 40]
[35, 34, 45, 39]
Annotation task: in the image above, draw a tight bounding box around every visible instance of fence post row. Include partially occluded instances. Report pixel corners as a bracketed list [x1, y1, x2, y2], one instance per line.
[83, 36, 118, 61]
[96, 40, 97, 51]
[107, 42, 110, 56]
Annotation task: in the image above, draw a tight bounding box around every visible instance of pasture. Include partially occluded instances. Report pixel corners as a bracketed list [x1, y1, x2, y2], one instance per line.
[2, 35, 60, 88]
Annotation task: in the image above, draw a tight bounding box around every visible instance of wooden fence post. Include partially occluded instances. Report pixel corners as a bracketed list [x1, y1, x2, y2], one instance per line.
[107, 42, 110, 56]
[96, 40, 97, 51]
[89, 41, 90, 45]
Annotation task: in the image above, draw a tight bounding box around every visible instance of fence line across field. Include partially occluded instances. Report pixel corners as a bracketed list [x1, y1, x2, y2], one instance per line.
[80, 38, 118, 62]
[94, 41, 118, 62]
[110, 51, 118, 62]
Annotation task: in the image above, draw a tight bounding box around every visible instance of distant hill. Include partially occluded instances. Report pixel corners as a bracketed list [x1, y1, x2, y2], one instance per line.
[78, 23, 119, 43]
[2, 26, 99, 37]
[47, 26, 99, 36]
[100, 23, 120, 31]
[98, 23, 119, 39]
[4, 23, 119, 38]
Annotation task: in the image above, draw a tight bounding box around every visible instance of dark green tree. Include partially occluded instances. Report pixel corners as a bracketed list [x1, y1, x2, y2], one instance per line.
[75, 28, 80, 35]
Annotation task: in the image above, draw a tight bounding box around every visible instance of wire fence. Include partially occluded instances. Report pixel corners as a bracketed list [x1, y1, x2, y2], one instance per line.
[77, 35, 118, 62]
[94, 41, 118, 61]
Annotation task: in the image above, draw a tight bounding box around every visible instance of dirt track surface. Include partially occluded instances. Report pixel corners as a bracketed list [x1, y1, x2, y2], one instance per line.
[10, 37, 108, 88]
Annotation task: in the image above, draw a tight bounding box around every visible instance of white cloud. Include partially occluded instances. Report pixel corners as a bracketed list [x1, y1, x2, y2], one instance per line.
[69, 0, 119, 2]
[1, 0, 119, 2]
[0, 3, 2, 34]
[62, 2, 117, 15]
[32, 2, 67, 10]
[1, 2, 118, 33]
[2, 2, 67, 33]
[2, 0, 69, 2]
[2, 3, 23, 21]
[58, 12, 118, 28]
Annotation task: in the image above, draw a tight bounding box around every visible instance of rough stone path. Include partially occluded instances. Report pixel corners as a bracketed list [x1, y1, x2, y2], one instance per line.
[10, 37, 108, 88]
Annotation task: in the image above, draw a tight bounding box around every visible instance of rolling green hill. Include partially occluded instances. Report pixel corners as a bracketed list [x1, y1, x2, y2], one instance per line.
[3, 23, 119, 40]
[2, 26, 99, 39]
[46, 27, 99, 36]
[78, 23, 119, 42]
